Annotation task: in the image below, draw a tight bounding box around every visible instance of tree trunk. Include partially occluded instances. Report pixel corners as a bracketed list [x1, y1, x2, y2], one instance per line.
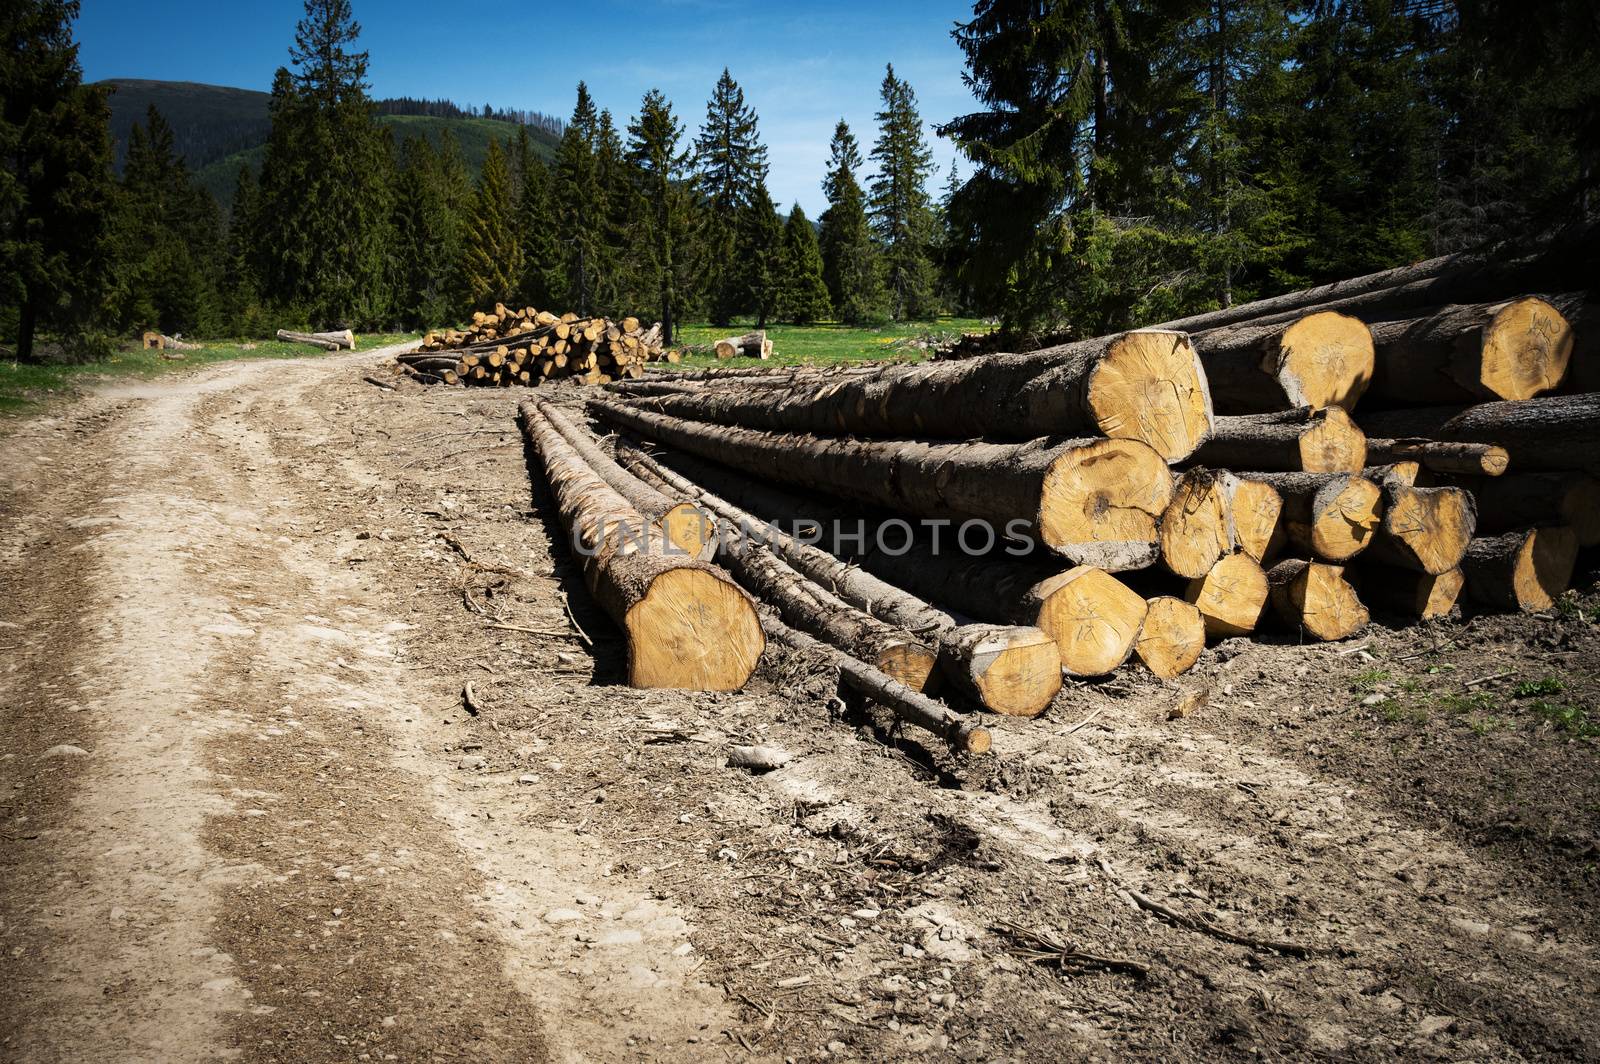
[1193, 311, 1374, 413]
[613, 439, 1062, 717]
[1357, 393, 1600, 475]
[763, 618, 990, 754]
[516, 400, 763, 689]
[1134, 596, 1207, 679]
[536, 402, 714, 558]
[1434, 471, 1600, 547]
[589, 398, 1173, 570]
[1365, 439, 1508, 477]
[1189, 406, 1367, 473]
[1267, 559, 1368, 641]
[1353, 563, 1464, 620]
[714, 330, 770, 359]
[1366, 296, 1574, 404]
[1239, 472, 1383, 561]
[619, 329, 1213, 461]
[276, 329, 342, 350]
[1461, 527, 1578, 612]
[1185, 553, 1269, 637]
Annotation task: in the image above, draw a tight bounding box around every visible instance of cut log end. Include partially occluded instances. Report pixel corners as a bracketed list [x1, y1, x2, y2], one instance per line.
[1463, 526, 1578, 613]
[1299, 406, 1367, 472]
[1087, 330, 1213, 461]
[1031, 567, 1148, 677]
[1275, 311, 1375, 410]
[1375, 484, 1476, 575]
[1040, 437, 1173, 569]
[1159, 469, 1235, 579]
[1134, 596, 1207, 679]
[1185, 554, 1269, 638]
[658, 502, 715, 558]
[945, 624, 1063, 718]
[1310, 476, 1384, 561]
[874, 641, 941, 694]
[1268, 560, 1369, 642]
[1227, 478, 1283, 563]
[623, 567, 765, 689]
[1478, 297, 1574, 401]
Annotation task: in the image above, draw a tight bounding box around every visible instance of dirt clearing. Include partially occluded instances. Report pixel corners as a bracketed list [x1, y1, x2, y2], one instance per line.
[1, 348, 1597, 1062]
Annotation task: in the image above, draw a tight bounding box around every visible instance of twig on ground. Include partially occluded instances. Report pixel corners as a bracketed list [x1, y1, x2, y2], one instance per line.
[561, 592, 595, 648]
[1464, 670, 1511, 688]
[461, 681, 483, 716]
[1064, 707, 1105, 734]
[993, 920, 1150, 979]
[362, 375, 398, 391]
[1096, 858, 1318, 958]
[486, 622, 573, 638]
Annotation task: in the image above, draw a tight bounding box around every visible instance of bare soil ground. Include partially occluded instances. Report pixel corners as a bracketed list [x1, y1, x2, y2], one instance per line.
[1, 348, 1598, 1063]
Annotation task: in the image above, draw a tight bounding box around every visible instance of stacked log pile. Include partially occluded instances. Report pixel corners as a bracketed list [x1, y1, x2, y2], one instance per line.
[501, 237, 1594, 746]
[396, 305, 675, 387]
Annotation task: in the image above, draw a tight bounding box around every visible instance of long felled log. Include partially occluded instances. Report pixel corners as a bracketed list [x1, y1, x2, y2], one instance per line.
[763, 618, 990, 753]
[1461, 526, 1578, 612]
[1355, 393, 1600, 475]
[633, 447, 1145, 678]
[1267, 559, 1369, 641]
[538, 402, 714, 558]
[1241, 472, 1383, 562]
[1365, 296, 1575, 404]
[1134, 596, 1207, 679]
[1362, 466, 1477, 575]
[1189, 406, 1367, 473]
[614, 440, 1062, 717]
[1355, 563, 1464, 620]
[516, 401, 763, 689]
[591, 399, 1173, 570]
[1194, 312, 1375, 414]
[714, 330, 771, 360]
[1186, 554, 1270, 638]
[1366, 439, 1509, 477]
[1435, 471, 1600, 547]
[621, 329, 1213, 461]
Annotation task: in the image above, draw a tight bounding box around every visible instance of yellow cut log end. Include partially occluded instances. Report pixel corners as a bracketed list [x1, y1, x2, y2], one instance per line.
[1274, 311, 1375, 411]
[624, 567, 765, 689]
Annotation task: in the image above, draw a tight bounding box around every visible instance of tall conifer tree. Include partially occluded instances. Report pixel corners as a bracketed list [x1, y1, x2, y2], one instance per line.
[779, 204, 831, 325]
[868, 64, 938, 320]
[693, 69, 769, 325]
[627, 88, 693, 342]
[818, 120, 886, 325]
[458, 138, 522, 308]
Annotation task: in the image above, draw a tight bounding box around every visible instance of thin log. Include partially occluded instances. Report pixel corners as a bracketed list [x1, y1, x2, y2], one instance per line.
[1365, 439, 1509, 477]
[1189, 407, 1367, 473]
[1356, 393, 1600, 474]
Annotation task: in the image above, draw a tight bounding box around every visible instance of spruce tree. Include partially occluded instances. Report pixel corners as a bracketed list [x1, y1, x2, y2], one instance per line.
[779, 204, 831, 325]
[391, 135, 460, 327]
[1, 0, 116, 361]
[458, 137, 522, 309]
[514, 135, 560, 309]
[867, 64, 938, 320]
[744, 182, 784, 327]
[219, 166, 264, 334]
[591, 108, 631, 315]
[693, 69, 769, 325]
[818, 120, 886, 325]
[626, 88, 693, 342]
[256, 0, 393, 327]
[552, 82, 603, 314]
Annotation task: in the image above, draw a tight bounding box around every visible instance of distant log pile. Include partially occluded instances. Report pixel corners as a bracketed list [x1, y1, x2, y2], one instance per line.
[395, 304, 675, 387]
[484, 236, 1594, 749]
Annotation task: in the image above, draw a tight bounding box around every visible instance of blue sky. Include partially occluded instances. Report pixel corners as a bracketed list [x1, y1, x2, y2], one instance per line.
[76, 0, 979, 216]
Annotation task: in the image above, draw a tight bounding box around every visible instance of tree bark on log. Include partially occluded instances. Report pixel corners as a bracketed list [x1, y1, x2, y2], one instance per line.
[1188, 407, 1367, 473]
[278, 329, 341, 351]
[590, 398, 1173, 570]
[1239, 472, 1383, 561]
[613, 440, 1063, 717]
[1193, 312, 1375, 413]
[1355, 393, 1600, 474]
[1362, 469, 1477, 576]
[714, 330, 771, 359]
[537, 402, 714, 559]
[1267, 559, 1369, 641]
[763, 618, 990, 754]
[1134, 596, 1207, 678]
[1461, 526, 1578, 612]
[1353, 563, 1464, 620]
[1366, 439, 1508, 476]
[516, 401, 763, 689]
[1365, 296, 1574, 404]
[620, 329, 1213, 461]
[1433, 471, 1600, 547]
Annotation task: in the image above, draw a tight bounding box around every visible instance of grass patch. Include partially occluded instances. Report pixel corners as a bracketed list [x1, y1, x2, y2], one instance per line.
[1381, 701, 1429, 725]
[1513, 676, 1566, 699]
[671, 317, 992, 369]
[1527, 700, 1600, 737]
[1349, 669, 1391, 693]
[0, 332, 418, 417]
[1437, 690, 1500, 714]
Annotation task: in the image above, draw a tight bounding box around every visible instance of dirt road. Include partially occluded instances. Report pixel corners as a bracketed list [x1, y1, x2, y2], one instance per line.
[1, 349, 1598, 1062]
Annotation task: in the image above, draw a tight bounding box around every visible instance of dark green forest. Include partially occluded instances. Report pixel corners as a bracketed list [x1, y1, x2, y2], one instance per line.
[3, 0, 1596, 362]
